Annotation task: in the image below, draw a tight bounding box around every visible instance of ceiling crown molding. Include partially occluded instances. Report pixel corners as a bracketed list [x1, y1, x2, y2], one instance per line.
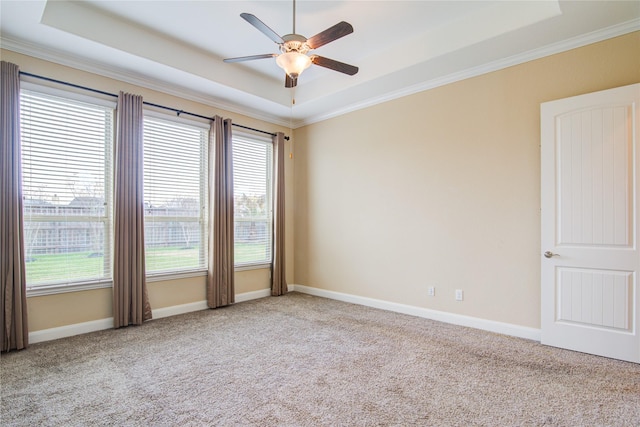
[292, 18, 640, 128]
[0, 35, 293, 128]
[3, 17, 639, 130]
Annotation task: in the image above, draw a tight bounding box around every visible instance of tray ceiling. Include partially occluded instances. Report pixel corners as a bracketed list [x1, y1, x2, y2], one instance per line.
[1, 1, 638, 127]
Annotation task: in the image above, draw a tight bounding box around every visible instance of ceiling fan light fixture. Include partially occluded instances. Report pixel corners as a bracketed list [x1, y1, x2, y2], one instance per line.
[276, 51, 312, 79]
[225, 2, 357, 88]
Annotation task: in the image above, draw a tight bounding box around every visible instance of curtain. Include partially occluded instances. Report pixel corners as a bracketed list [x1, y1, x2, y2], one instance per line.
[113, 92, 152, 328]
[207, 116, 234, 308]
[271, 132, 288, 296]
[0, 61, 29, 352]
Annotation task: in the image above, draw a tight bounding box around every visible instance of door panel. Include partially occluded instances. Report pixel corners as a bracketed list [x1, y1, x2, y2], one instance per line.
[557, 106, 633, 247]
[541, 83, 639, 363]
[556, 267, 632, 330]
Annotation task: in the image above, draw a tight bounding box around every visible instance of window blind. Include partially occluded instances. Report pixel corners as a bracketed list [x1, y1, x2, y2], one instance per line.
[233, 134, 273, 266]
[20, 90, 114, 288]
[143, 115, 208, 274]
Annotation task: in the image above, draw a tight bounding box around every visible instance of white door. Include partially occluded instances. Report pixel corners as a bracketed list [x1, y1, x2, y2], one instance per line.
[541, 83, 640, 363]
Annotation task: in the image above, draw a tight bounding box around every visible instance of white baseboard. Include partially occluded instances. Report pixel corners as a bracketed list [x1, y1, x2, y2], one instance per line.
[28, 285, 539, 344]
[290, 284, 541, 342]
[235, 288, 272, 303]
[152, 300, 209, 320]
[28, 288, 273, 344]
[29, 318, 114, 344]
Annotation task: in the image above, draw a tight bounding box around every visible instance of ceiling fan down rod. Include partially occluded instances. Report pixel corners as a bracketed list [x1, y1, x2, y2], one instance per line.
[292, 0, 296, 34]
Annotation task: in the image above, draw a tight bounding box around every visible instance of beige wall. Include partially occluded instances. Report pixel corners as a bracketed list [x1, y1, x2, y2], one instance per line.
[1, 49, 295, 332]
[27, 270, 271, 331]
[4, 32, 639, 334]
[293, 32, 640, 329]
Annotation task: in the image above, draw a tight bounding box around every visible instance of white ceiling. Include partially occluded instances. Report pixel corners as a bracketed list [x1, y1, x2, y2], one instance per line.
[1, 1, 638, 128]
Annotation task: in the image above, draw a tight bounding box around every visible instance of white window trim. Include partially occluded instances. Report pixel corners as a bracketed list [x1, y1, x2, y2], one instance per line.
[20, 80, 117, 109]
[21, 85, 115, 294]
[142, 110, 209, 275]
[144, 108, 210, 129]
[232, 131, 274, 268]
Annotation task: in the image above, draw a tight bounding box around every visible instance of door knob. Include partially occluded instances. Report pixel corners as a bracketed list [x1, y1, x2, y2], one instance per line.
[544, 251, 559, 258]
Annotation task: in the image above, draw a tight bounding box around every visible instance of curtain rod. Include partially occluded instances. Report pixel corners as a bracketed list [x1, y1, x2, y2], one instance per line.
[19, 71, 289, 141]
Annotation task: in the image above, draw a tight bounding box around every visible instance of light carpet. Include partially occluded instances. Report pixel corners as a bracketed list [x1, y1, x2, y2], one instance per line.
[1, 292, 639, 426]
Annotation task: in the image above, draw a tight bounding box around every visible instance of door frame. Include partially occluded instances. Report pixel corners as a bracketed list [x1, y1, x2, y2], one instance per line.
[540, 83, 640, 363]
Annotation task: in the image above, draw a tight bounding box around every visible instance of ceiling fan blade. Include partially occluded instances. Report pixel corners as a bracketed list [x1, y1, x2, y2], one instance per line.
[310, 55, 359, 76]
[223, 54, 277, 63]
[285, 74, 297, 88]
[240, 13, 284, 44]
[306, 21, 354, 49]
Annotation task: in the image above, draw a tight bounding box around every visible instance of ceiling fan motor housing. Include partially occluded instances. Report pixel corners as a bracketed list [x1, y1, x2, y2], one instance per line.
[280, 34, 310, 54]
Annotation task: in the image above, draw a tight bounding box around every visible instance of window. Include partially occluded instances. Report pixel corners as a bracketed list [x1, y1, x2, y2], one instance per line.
[20, 89, 114, 290]
[143, 114, 208, 275]
[233, 133, 273, 267]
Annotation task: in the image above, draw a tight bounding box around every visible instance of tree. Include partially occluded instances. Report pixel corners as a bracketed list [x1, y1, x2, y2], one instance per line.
[163, 197, 199, 248]
[68, 174, 106, 256]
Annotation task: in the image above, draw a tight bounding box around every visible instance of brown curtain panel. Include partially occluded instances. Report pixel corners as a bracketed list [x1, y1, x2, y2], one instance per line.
[0, 61, 29, 352]
[207, 116, 234, 308]
[113, 92, 152, 328]
[271, 132, 288, 296]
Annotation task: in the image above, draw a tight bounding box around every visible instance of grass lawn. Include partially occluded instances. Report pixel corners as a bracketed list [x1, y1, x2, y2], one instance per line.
[26, 243, 269, 285]
[26, 251, 107, 284]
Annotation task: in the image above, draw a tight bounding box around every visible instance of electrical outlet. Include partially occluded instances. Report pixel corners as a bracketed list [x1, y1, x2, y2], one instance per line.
[428, 287, 435, 297]
[455, 289, 463, 301]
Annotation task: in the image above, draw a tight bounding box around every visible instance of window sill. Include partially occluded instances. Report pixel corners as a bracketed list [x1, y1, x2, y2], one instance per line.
[235, 263, 271, 272]
[26, 264, 272, 297]
[146, 269, 207, 283]
[27, 279, 113, 297]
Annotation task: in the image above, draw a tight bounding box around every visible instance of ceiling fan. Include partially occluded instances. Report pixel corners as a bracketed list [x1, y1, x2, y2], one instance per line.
[223, 0, 359, 88]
